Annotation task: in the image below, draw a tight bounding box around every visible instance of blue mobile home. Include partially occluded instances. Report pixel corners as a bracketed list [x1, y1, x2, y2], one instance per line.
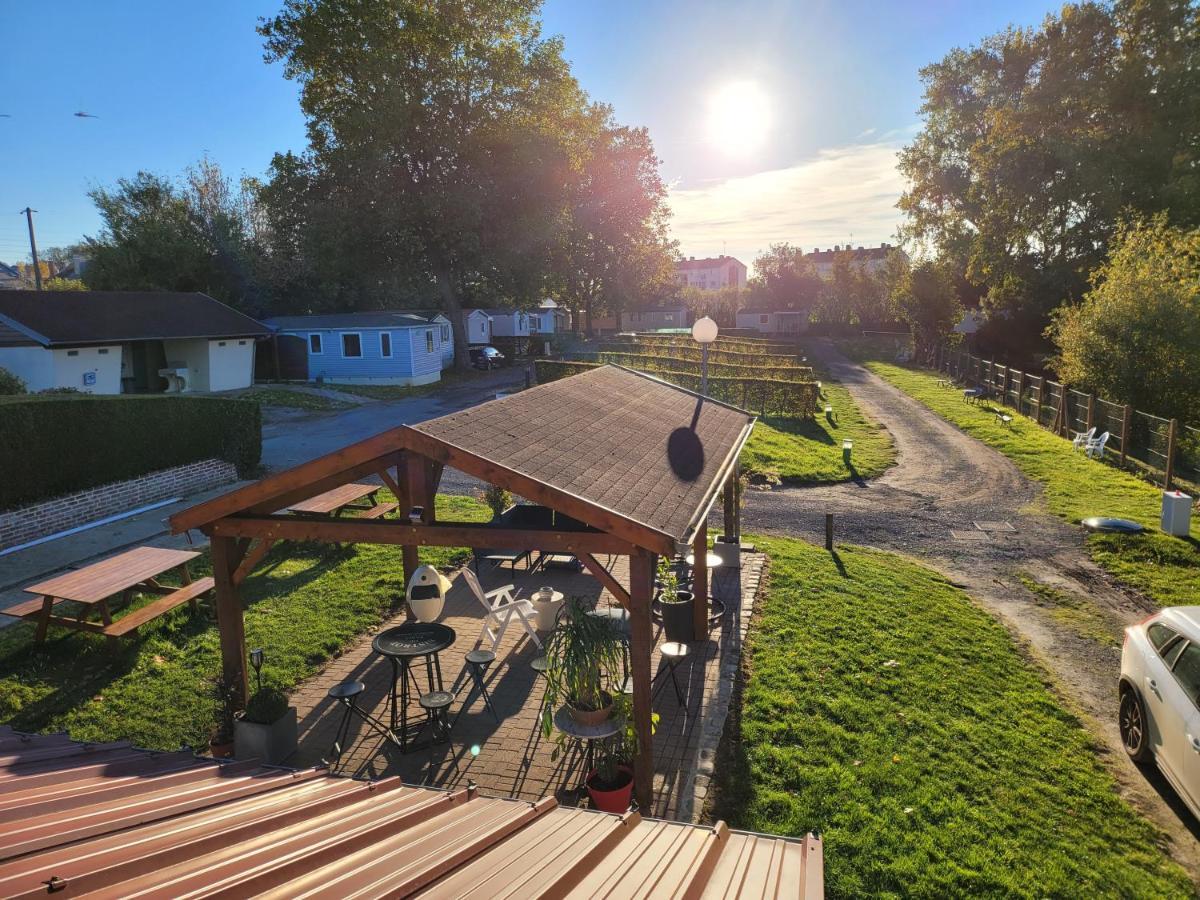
[265, 311, 445, 386]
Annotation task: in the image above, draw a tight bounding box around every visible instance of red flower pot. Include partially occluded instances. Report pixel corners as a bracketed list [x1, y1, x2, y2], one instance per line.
[586, 765, 634, 813]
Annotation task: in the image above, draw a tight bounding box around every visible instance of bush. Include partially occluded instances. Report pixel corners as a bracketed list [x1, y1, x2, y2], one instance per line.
[0, 367, 25, 395]
[0, 395, 261, 509]
[242, 686, 290, 725]
[535, 359, 819, 417]
[587, 351, 813, 379]
[599, 341, 801, 367]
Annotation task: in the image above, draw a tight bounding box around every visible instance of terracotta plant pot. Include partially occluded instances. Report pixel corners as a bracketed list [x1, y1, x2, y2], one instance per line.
[568, 691, 614, 727]
[587, 765, 634, 813]
[209, 738, 234, 759]
[659, 590, 695, 643]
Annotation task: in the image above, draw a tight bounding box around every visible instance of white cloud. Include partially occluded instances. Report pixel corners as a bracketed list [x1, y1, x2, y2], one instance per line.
[667, 141, 907, 271]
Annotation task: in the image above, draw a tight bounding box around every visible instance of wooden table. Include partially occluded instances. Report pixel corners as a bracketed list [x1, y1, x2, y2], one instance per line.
[286, 483, 384, 516]
[3, 546, 209, 642]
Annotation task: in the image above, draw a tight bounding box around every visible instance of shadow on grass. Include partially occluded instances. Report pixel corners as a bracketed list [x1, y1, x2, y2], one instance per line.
[760, 415, 837, 446]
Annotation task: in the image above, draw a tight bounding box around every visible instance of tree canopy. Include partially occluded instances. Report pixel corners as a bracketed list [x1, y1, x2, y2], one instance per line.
[1049, 214, 1200, 421]
[899, 0, 1200, 343]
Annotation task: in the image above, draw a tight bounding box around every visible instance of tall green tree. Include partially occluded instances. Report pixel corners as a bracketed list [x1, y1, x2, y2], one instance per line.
[1049, 214, 1200, 421]
[899, 0, 1200, 340]
[260, 0, 594, 368]
[888, 257, 962, 362]
[748, 243, 823, 313]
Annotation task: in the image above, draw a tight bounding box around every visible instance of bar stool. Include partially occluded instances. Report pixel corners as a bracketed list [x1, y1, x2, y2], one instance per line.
[419, 690, 455, 744]
[655, 642, 689, 704]
[326, 680, 398, 761]
[459, 649, 499, 723]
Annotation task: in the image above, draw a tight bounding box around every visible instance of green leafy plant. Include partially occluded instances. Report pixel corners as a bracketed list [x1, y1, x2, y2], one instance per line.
[478, 484, 513, 519]
[656, 555, 687, 603]
[0, 367, 26, 396]
[242, 685, 290, 725]
[210, 674, 239, 744]
[590, 693, 659, 789]
[540, 598, 627, 738]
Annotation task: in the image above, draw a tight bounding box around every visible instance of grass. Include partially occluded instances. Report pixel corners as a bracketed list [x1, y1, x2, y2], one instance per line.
[714, 535, 1190, 897]
[0, 493, 490, 749]
[851, 357, 1200, 609]
[741, 371, 895, 485]
[1016, 574, 1123, 648]
[239, 388, 352, 411]
[337, 368, 490, 401]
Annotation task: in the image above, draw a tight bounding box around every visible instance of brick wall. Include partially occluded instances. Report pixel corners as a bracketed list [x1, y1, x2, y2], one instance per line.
[0, 458, 237, 551]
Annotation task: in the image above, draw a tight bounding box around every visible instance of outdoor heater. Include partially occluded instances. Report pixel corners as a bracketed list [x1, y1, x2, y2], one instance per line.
[406, 564, 452, 623]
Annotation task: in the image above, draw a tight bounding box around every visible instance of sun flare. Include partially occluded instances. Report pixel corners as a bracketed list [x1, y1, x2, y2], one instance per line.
[706, 80, 772, 158]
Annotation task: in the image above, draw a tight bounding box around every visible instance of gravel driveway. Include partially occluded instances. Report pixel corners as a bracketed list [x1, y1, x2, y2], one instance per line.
[740, 340, 1200, 877]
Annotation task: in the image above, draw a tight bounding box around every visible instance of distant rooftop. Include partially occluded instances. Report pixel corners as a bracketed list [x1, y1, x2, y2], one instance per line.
[265, 310, 437, 330]
[677, 255, 746, 270]
[805, 243, 898, 262]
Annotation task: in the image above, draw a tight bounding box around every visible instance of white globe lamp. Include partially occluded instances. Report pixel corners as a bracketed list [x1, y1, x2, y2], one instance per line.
[691, 316, 719, 395]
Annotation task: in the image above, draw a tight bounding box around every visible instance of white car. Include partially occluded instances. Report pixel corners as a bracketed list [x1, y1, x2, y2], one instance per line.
[1120, 607, 1200, 818]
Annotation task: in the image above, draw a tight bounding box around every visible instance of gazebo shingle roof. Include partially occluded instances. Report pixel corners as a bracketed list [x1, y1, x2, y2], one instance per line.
[413, 366, 754, 546]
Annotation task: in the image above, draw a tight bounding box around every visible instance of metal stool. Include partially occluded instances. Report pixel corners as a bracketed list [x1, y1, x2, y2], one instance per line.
[459, 649, 499, 723]
[655, 642, 689, 704]
[419, 690, 455, 744]
[327, 680, 398, 760]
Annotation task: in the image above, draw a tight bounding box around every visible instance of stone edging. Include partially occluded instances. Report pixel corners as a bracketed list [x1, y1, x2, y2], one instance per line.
[681, 551, 765, 822]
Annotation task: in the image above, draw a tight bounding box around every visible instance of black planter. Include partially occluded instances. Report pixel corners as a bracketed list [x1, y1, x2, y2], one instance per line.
[659, 590, 695, 643]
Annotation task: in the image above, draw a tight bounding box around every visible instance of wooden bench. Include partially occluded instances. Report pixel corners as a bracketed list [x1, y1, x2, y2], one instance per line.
[356, 502, 398, 520]
[104, 577, 215, 637]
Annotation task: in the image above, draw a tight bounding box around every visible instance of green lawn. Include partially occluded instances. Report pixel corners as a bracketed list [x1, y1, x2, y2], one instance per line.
[715, 535, 1190, 897]
[742, 373, 895, 485]
[857, 358, 1200, 608]
[0, 494, 490, 749]
[239, 388, 353, 411]
[338, 369, 492, 401]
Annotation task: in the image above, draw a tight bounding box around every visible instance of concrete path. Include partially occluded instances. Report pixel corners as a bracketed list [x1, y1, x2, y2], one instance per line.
[740, 340, 1200, 878]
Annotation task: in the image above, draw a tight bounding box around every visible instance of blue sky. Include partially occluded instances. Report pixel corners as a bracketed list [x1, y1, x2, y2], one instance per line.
[0, 0, 1058, 270]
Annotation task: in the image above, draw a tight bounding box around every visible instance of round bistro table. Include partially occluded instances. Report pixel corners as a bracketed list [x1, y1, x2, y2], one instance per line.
[372, 622, 456, 752]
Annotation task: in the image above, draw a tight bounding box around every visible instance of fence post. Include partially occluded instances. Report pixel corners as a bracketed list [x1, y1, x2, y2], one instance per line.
[1001, 366, 1010, 402]
[1086, 394, 1095, 432]
[1120, 404, 1132, 465]
[1165, 418, 1178, 489]
[1016, 371, 1025, 416]
[1036, 377, 1046, 425]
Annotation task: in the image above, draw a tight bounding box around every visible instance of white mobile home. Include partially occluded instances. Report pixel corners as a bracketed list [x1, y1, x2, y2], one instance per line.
[735, 308, 810, 336]
[482, 309, 531, 338]
[462, 309, 492, 345]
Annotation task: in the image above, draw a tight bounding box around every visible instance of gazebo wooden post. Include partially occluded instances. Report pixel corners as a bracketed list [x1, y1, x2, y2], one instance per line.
[692, 521, 708, 639]
[399, 451, 428, 584]
[628, 549, 657, 810]
[211, 534, 248, 707]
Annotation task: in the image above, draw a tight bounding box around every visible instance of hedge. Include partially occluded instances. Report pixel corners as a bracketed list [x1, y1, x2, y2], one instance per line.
[584, 351, 814, 379]
[0, 395, 261, 509]
[535, 359, 819, 418]
[617, 334, 802, 354]
[599, 342, 801, 367]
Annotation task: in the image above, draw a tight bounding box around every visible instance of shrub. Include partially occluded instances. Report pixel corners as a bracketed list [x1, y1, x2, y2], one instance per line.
[587, 351, 813, 379]
[0, 395, 261, 509]
[242, 686, 290, 725]
[0, 367, 25, 395]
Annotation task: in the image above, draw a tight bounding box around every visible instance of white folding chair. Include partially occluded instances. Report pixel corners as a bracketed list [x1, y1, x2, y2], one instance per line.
[1071, 426, 1096, 451]
[1085, 431, 1110, 459]
[461, 567, 543, 652]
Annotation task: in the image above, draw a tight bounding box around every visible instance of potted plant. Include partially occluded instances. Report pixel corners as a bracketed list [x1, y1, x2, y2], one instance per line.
[585, 695, 637, 812]
[209, 674, 237, 758]
[234, 684, 298, 764]
[656, 556, 695, 643]
[541, 599, 627, 732]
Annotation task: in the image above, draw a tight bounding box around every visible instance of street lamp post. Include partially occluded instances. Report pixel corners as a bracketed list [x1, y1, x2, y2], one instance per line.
[691, 316, 719, 396]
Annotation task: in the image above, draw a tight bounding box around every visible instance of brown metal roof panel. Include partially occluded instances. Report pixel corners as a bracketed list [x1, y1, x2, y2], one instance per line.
[416, 806, 637, 900]
[0, 747, 156, 785]
[0, 751, 204, 812]
[700, 832, 824, 900]
[0, 739, 133, 770]
[567, 818, 717, 899]
[0, 775, 355, 900]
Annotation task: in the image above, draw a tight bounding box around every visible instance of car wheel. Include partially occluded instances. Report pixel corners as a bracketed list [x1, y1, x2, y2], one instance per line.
[1120, 686, 1151, 763]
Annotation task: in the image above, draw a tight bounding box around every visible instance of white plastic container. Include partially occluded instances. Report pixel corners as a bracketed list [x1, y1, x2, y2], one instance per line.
[1161, 490, 1193, 537]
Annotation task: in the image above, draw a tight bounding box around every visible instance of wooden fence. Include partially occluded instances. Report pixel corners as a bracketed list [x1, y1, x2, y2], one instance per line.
[936, 345, 1199, 490]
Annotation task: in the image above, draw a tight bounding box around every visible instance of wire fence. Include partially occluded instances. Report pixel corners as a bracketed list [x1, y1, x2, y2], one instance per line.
[936, 344, 1197, 490]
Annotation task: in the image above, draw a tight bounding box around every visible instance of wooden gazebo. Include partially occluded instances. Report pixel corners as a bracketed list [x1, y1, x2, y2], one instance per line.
[170, 365, 755, 806]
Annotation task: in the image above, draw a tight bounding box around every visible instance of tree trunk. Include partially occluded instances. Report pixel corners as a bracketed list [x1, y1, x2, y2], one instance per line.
[436, 268, 472, 370]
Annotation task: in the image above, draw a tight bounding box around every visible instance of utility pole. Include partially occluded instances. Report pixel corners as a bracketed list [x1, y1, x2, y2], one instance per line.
[21, 208, 42, 291]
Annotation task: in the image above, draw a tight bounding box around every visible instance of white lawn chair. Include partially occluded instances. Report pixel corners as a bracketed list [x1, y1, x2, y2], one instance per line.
[1085, 431, 1110, 459]
[461, 567, 543, 652]
[1071, 426, 1096, 451]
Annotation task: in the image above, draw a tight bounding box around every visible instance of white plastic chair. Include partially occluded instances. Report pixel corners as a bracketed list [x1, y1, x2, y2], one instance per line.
[1071, 426, 1096, 451]
[461, 567, 543, 652]
[1085, 431, 1110, 459]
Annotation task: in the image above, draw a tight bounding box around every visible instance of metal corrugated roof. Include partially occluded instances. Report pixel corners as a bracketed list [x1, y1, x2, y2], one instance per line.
[0, 729, 821, 898]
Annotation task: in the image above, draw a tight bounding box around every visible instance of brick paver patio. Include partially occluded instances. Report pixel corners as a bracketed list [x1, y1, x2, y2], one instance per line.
[288, 551, 763, 820]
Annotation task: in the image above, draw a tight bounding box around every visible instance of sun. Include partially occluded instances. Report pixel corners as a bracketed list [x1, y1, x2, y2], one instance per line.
[706, 80, 772, 158]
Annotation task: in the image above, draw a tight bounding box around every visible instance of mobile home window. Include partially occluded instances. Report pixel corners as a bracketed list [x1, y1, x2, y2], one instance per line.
[759, 314, 770, 325]
[341, 333, 362, 358]
[309, 333, 323, 354]
[380, 332, 392, 358]
[441, 324, 450, 342]
[426, 330, 434, 353]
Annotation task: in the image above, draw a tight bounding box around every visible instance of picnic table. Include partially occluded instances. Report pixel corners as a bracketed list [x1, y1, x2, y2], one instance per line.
[2, 546, 211, 643]
[285, 482, 394, 518]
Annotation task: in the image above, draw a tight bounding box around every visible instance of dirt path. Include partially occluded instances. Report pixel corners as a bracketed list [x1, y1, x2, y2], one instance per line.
[741, 340, 1200, 879]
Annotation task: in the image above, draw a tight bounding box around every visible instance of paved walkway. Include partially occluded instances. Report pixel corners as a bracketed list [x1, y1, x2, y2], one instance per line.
[288, 553, 763, 822]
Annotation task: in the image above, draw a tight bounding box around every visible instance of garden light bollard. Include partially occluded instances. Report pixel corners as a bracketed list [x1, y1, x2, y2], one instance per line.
[691, 316, 718, 396]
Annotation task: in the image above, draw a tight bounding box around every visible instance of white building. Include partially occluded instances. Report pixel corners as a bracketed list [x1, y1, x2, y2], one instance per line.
[805, 243, 903, 280]
[480, 309, 531, 338]
[531, 299, 569, 335]
[675, 256, 747, 291]
[734, 308, 810, 336]
[0, 291, 268, 394]
[462, 309, 492, 345]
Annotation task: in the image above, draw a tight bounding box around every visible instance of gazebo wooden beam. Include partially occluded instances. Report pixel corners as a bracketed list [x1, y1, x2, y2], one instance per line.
[577, 553, 631, 610]
[208, 516, 639, 556]
[211, 536, 249, 707]
[692, 521, 708, 640]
